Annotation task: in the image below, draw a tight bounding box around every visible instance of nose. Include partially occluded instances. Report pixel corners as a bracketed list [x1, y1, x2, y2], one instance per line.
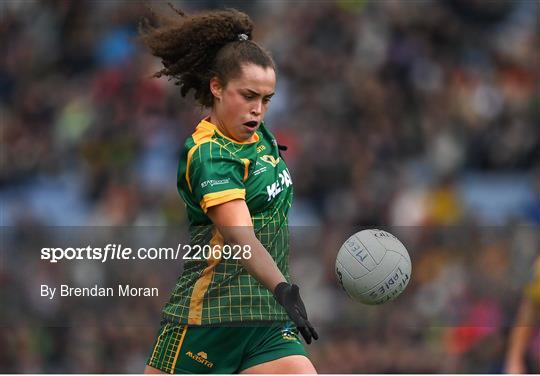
[250, 100, 262, 116]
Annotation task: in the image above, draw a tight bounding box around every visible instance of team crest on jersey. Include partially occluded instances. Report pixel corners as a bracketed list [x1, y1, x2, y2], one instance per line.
[260, 155, 280, 167]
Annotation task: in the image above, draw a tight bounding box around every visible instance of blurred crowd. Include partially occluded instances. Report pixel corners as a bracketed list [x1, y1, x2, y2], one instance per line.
[1, 0, 539, 373]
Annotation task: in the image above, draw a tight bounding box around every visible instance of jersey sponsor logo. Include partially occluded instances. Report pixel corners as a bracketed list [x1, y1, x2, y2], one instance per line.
[254, 159, 268, 175]
[260, 155, 280, 167]
[256, 145, 266, 153]
[266, 169, 292, 201]
[201, 178, 230, 188]
[253, 166, 267, 176]
[185, 351, 214, 368]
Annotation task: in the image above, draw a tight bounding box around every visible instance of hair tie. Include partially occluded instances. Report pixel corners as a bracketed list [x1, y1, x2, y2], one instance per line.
[237, 33, 249, 41]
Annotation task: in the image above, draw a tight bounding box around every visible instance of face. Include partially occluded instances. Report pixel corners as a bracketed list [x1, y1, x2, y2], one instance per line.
[210, 63, 276, 142]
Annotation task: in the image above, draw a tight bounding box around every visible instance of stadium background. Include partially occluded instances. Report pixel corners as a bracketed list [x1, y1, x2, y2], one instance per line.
[1, 0, 539, 373]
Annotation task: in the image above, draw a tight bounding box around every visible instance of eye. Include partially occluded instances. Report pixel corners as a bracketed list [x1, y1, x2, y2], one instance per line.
[263, 97, 272, 104]
[243, 94, 255, 100]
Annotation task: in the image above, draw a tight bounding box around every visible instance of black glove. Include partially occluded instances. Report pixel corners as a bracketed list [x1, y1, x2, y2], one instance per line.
[274, 282, 319, 344]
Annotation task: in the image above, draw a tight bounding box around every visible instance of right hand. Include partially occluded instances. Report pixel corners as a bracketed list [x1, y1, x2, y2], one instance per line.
[273, 282, 319, 344]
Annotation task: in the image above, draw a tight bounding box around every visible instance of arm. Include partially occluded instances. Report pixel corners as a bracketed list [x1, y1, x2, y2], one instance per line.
[207, 198, 318, 343]
[206, 198, 286, 293]
[504, 297, 538, 374]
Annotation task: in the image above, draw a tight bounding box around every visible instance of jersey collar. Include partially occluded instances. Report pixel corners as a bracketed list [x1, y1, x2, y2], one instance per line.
[199, 117, 260, 145]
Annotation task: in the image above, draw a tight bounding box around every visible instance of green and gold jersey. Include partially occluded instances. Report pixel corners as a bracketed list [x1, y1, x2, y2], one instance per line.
[162, 118, 293, 325]
[525, 257, 540, 307]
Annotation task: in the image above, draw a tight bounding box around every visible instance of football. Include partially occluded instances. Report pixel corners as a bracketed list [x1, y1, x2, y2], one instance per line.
[335, 229, 412, 305]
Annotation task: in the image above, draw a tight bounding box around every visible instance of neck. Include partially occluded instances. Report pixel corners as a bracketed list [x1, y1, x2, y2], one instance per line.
[209, 112, 233, 139]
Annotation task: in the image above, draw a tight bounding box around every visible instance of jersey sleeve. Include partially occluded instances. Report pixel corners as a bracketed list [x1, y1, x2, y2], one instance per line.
[187, 141, 248, 213]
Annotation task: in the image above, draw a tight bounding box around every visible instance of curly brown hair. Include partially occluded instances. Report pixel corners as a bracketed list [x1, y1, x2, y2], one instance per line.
[140, 6, 275, 107]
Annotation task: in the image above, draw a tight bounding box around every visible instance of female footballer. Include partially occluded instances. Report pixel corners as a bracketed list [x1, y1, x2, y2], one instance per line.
[141, 7, 318, 374]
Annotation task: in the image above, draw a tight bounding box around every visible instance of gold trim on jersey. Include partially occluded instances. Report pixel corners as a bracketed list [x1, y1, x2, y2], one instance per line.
[186, 118, 257, 193]
[187, 229, 224, 325]
[185, 122, 216, 192]
[260, 155, 280, 167]
[199, 189, 246, 213]
[241, 158, 251, 181]
[201, 117, 260, 145]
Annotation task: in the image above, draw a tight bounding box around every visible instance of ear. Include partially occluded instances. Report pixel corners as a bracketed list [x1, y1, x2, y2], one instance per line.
[209, 77, 223, 101]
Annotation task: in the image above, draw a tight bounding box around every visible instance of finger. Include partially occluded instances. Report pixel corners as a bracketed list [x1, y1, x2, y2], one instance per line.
[296, 299, 307, 318]
[306, 320, 319, 341]
[294, 316, 312, 344]
[291, 284, 300, 297]
[291, 285, 308, 317]
[298, 325, 312, 344]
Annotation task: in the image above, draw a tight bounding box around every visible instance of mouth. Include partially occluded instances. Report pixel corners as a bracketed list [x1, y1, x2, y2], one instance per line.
[243, 121, 259, 131]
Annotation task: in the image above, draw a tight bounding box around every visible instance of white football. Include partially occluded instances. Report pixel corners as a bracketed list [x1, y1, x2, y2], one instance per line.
[335, 229, 412, 305]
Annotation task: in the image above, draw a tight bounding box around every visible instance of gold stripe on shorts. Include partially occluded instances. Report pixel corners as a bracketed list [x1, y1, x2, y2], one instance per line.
[148, 323, 189, 374]
[170, 324, 189, 374]
[149, 322, 168, 366]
